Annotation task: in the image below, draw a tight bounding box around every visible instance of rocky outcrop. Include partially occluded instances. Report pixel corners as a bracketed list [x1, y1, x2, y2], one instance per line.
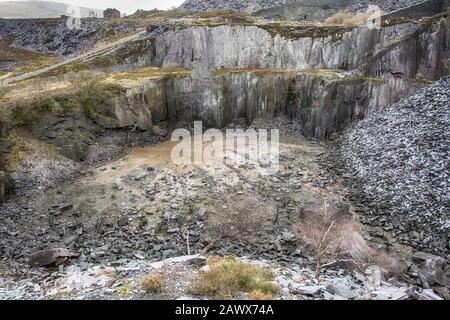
[365, 15, 449, 81]
[5, 17, 448, 156]
[144, 17, 448, 82]
[109, 68, 427, 139]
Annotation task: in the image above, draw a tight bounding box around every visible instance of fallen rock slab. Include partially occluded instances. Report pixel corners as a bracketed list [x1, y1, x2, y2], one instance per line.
[28, 248, 80, 268]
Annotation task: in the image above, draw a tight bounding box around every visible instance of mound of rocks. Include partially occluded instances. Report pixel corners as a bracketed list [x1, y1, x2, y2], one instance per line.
[0, 19, 137, 56]
[347, 0, 431, 13]
[181, 0, 289, 12]
[339, 77, 449, 255]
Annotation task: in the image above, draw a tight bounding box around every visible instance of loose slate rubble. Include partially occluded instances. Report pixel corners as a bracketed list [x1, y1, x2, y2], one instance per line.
[347, 0, 426, 13]
[0, 255, 425, 300]
[339, 77, 450, 255]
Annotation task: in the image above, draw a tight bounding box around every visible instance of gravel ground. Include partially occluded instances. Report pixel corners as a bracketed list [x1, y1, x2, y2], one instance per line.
[0, 254, 421, 300]
[339, 77, 450, 255]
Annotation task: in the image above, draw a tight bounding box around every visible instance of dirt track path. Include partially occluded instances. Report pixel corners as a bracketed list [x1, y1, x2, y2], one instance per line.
[0, 29, 146, 87]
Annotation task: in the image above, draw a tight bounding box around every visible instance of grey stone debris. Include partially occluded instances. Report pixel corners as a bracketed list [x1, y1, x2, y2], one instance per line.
[181, 0, 288, 12]
[0, 19, 138, 56]
[414, 289, 444, 300]
[291, 284, 324, 297]
[372, 287, 409, 300]
[339, 77, 450, 255]
[347, 0, 426, 13]
[410, 251, 449, 287]
[326, 278, 361, 299]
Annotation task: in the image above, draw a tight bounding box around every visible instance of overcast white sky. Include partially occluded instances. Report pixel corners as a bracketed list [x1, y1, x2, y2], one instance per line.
[4, 0, 186, 14]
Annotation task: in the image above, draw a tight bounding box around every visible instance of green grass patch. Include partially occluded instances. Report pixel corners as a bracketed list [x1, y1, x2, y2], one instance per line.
[188, 257, 279, 299]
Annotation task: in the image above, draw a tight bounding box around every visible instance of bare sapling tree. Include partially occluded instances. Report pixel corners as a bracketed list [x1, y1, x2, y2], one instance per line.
[295, 201, 358, 281]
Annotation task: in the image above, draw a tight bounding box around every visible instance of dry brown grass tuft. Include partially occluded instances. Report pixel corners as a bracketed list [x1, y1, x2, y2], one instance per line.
[247, 290, 275, 300]
[188, 257, 279, 299]
[141, 272, 166, 294]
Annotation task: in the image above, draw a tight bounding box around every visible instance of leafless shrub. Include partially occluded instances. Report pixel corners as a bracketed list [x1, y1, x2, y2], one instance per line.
[296, 201, 405, 280]
[366, 247, 407, 277]
[295, 201, 358, 280]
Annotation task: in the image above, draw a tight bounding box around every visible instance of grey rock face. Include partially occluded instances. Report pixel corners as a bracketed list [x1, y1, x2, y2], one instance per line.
[181, 0, 369, 15]
[112, 70, 421, 139]
[149, 20, 446, 82]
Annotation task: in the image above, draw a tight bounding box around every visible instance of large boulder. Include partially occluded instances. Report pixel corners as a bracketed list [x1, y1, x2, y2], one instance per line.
[28, 248, 80, 267]
[410, 251, 449, 288]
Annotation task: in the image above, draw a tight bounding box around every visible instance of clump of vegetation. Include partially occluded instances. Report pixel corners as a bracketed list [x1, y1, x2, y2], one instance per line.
[67, 70, 104, 93]
[128, 7, 191, 19]
[40, 96, 57, 111]
[188, 257, 279, 299]
[325, 11, 381, 27]
[108, 67, 191, 83]
[10, 71, 122, 129]
[115, 282, 134, 297]
[247, 290, 276, 300]
[141, 272, 166, 294]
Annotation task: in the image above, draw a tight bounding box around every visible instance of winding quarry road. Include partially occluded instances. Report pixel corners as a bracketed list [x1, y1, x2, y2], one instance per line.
[0, 29, 147, 87]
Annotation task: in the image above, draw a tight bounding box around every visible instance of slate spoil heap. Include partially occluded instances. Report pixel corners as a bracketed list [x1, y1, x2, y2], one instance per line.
[181, 0, 289, 12]
[339, 76, 450, 256]
[347, 0, 430, 13]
